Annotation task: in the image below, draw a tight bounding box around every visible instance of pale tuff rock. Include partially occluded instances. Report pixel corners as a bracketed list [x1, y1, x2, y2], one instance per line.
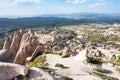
[0, 62, 28, 80]
[2, 30, 26, 62]
[27, 67, 56, 80]
[9, 30, 25, 55]
[0, 49, 11, 62]
[14, 32, 38, 64]
[63, 47, 73, 57]
[35, 34, 54, 45]
[0, 29, 54, 64]
[3, 34, 13, 50]
[26, 46, 44, 62]
[104, 28, 120, 36]
[0, 62, 56, 80]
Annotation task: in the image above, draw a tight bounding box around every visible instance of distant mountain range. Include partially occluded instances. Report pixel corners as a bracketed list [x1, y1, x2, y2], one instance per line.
[40, 13, 120, 19]
[0, 13, 120, 31]
[0, 13, 120, 28]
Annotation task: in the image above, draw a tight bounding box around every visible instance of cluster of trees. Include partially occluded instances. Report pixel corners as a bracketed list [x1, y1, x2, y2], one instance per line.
[0, 17, 120, 29]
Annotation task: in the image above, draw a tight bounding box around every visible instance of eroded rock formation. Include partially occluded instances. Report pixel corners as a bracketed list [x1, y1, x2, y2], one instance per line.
[14, 31, 38, 64]
[0, 29, 54, 65]
[3, 34, 13, 50]
[9, 30, 25, 55]
[26, 46, 44, 62]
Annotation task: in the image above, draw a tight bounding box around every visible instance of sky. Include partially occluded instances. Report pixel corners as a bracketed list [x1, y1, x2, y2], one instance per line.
[0, 0, 120, 17]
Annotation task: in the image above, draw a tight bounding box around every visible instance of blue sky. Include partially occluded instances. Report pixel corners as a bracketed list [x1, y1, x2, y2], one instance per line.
[0, 0, 120, 17]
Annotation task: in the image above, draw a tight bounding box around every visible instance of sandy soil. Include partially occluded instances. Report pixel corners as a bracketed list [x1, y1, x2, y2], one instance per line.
[102, 64, 120, 79]
[46, 49, 120, 80]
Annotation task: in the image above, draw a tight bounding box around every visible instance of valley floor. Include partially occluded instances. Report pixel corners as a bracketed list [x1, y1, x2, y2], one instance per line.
[46, 50, 120, 80]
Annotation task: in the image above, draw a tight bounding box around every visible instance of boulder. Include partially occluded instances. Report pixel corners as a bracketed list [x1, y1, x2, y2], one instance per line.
[27, 67, 56, 80]
[0, 62, 28, 80]
[0, 49, 12, 62]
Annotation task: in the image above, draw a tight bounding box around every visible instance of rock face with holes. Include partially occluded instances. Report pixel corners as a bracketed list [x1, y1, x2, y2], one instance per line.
[0, 62, 28, 80]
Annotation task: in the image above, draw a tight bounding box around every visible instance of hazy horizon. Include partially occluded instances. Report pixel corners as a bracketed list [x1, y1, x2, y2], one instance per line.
[0, 0, 120, 18]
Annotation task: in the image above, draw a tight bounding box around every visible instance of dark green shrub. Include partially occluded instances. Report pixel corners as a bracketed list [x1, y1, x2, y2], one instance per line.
[60, 75, 73, 80]
[90, 66, 119, 80]
[116, 55, 120, 62]
[87, 57, 102, 64]
[55, 63, 64, 68]
[62, 55, 69, 58]
[40, 67, 54, 74]
[56, 74, 73, 80]
[93, 67, 105, 73]
[90, 71, 118, 80]
[53, 51, 63, 56]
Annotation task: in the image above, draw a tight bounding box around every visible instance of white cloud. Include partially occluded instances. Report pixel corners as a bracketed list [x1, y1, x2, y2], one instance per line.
[74, 0, 79, 4]
[90, 0, 106, 7]
[13, 0, 41, 4]
[0, 0, 42, 6]
[66, 0, 71, 3]
[66, 0, 87, 4]
[0, 0, 13, 7]
[74, 0, 87, 4]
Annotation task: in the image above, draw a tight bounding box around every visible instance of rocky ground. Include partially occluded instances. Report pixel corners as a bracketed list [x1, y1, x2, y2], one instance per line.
[46, 50, 120, 80]
[0, 25, 119, 80]
[46, 54, 100, 80]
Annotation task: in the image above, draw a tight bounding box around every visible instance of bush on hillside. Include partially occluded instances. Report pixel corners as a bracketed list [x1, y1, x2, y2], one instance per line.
[27, 55, 46, 68]
[55, 63, 64, 68]
[87, 57, 103, 64]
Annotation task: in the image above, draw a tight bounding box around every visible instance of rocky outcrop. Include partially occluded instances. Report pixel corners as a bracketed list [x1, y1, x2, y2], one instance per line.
[86, 46, 104, 58]
[27, 67, 56, 80]
[0, 62, 56, 80]
[9, 30, 25, 55]
[63, 47, 73, 57]
[2, 30, 26, 62]
[0, 29, 54, 65]
[14, 31, 38, 64]
[0, 62, 28, 80]
[35, 32, 54, 45]
[3, 35, 13, 50]
[0, 49, 12, 62]
[26, 46, 44, 62]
